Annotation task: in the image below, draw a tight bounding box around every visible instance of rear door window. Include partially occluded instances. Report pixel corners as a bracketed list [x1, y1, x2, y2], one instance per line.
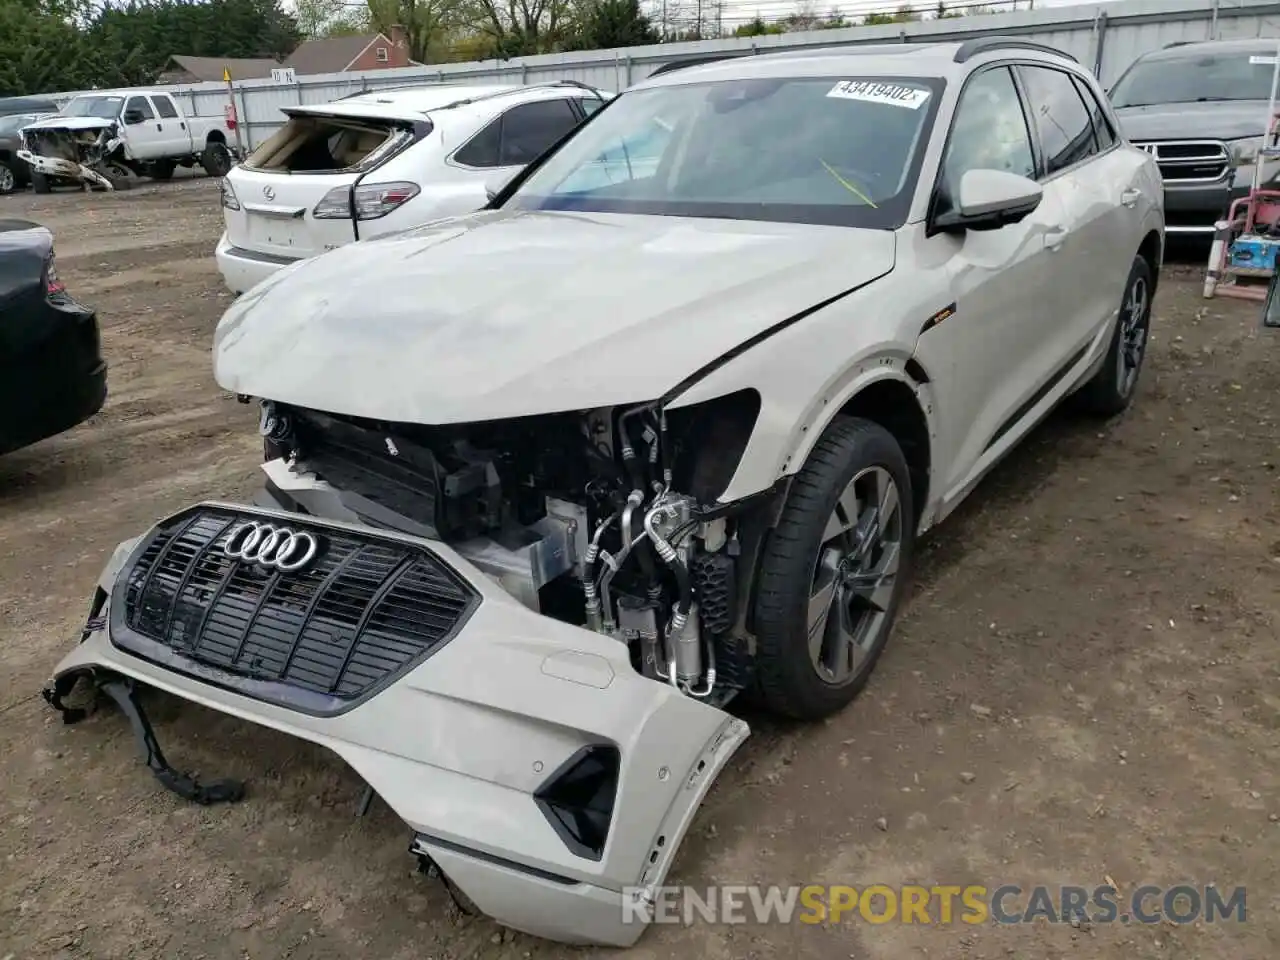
[454, 98, 583, 168]
[1016, 66, 1098, 176]
[1070, 75, 1117, 150]
[153, 95, 179, 119]
[497, 98, 581, 165]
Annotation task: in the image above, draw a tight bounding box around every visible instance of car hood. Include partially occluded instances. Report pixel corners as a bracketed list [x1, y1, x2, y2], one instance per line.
[213, 209, 896, 424]
[1113, 100, 1268, 141]
[22, 116, 114, 133]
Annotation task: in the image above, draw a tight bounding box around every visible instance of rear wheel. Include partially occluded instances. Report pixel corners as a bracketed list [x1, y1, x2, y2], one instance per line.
[30, 170, 50, 194]
[202, 141, 233, 177]
[752, 417, 915, 720]
[1074, 254, 1153, 416]
[0, 160, 15, 195]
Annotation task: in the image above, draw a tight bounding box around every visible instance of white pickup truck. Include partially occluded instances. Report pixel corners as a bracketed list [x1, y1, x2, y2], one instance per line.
[17, 89, 237, 191]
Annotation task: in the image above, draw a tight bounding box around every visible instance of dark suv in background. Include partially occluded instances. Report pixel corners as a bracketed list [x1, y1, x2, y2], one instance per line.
[1109, 38, 1280, 237]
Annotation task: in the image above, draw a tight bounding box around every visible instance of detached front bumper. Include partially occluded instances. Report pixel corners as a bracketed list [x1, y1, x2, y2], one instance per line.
[47, 501, 748, 947]
[16, 150, 113, 189]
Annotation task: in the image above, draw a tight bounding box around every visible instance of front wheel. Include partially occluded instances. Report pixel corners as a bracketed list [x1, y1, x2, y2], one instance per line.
[30, 170, 50, 194]
[0, 160, 15, 195]
[752, 417, 915, 720]
[1074, 254, 1153, 417]
[202, 142, 233, 177]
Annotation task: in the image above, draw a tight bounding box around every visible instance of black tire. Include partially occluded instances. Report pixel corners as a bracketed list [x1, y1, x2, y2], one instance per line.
[105, 163, 134, 191]
[201, 141, 233, 177]
[752, 416, 915, 720]
[31, 170, 51, 194]
[0, 160, 15, 195]
[150, 159, 176, 181]
[1073, 254, 1153, 417]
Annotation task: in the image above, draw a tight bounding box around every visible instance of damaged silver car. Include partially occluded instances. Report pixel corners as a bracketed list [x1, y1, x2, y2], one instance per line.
[17, 115, 129, 191]
[43, 39, 1162, 949]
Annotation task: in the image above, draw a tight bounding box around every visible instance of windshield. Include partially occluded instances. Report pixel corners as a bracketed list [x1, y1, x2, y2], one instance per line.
[1110, 51, 1280, 107]
[504, 75, 943, 229]
[62, 96, 123, 119]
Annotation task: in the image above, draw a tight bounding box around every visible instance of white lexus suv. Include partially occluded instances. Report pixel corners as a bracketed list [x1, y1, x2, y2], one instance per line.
[49, 39, 1162, 950]
[215, 81, 611, 293]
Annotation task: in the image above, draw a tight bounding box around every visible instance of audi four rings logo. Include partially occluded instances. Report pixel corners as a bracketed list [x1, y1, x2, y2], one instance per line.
[222, 522, 318, 572]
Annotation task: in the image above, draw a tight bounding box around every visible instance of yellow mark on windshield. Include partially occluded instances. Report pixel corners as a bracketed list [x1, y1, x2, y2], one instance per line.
[820, 159, 877, 208]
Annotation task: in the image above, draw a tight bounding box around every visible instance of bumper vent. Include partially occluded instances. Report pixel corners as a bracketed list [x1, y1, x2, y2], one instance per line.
[111, 506, 479, 714]
[534, 744, 620, 861]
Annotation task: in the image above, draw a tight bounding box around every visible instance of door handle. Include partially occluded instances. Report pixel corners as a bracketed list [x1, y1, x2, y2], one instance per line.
[1121, 188, 1141, 208]
[1045, 226, 1068, 252]
[155, 122, 162, 131]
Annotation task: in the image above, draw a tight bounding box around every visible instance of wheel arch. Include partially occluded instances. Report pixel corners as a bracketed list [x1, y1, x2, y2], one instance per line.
[206, 129, 227, 146]
[1137, 228, 1162, 295]
[778, 360, 937, 535]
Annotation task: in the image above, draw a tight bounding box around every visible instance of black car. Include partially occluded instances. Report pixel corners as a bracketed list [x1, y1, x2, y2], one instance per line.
[0, 219, 106, 455]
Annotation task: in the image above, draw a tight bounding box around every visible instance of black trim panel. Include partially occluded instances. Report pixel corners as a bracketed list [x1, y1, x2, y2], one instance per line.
[224, 245, 302, 265]
[983, 343, 1089, 452]
[410, 833, 581, 886]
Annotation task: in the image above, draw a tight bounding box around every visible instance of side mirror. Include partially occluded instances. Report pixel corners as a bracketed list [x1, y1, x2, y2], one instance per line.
[484, 170, 518, 204]
[932, 169, 1042, 234]
[122, 109, 144, 125]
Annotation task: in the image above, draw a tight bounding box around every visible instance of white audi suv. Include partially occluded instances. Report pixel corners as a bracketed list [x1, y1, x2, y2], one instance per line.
[49, 37, 1163, 950]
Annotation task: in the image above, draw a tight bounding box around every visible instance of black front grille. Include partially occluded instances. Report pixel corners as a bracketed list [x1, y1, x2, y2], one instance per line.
[110, 505, 479, 714]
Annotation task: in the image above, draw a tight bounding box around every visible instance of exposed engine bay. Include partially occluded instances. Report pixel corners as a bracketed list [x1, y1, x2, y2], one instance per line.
[18, 122, 127, 190]
[251, 391, 767, 705]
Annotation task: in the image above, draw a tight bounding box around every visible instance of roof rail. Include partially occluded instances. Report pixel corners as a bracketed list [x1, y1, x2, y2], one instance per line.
[432, 79, 607, 110]
[336, 78, 606, 108]
[648, 54, 745, 78]
[952, 36, 1078, 64]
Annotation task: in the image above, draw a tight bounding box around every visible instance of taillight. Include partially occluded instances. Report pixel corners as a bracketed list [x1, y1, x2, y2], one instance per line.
[220, 177, 240, 211]
[312, 181, 420, 221]
[45, 253, 65, 296]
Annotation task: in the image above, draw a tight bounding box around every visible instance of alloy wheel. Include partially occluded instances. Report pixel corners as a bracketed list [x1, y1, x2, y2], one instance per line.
[1117, 274, 1149, 397]
[0, 165, 14, 194]
[806, 465, 903, 684]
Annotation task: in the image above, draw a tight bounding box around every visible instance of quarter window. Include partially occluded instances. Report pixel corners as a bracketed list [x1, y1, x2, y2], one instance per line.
[153, 96, 179, 119]
[938, 66, 1035, 211]
[1017, 65, 1098, 176]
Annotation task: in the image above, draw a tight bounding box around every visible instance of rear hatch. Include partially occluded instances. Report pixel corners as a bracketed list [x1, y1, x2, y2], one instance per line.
[221, 106, 425, 263]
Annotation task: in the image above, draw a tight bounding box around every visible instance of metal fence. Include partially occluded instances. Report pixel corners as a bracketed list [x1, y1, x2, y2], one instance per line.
[52, 0, 1280, 152]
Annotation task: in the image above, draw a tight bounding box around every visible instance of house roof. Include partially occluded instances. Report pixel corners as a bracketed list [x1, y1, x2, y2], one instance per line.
[283, 34, 391, 75]
[166, 55, 279, 82]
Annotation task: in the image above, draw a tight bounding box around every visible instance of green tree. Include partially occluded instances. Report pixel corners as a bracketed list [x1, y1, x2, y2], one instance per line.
[565, 0, 657, 50]
[0, 0, 99, 95]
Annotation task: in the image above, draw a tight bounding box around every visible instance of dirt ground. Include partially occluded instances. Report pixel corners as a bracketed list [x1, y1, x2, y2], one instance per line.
[0, 180, 1277, 960]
